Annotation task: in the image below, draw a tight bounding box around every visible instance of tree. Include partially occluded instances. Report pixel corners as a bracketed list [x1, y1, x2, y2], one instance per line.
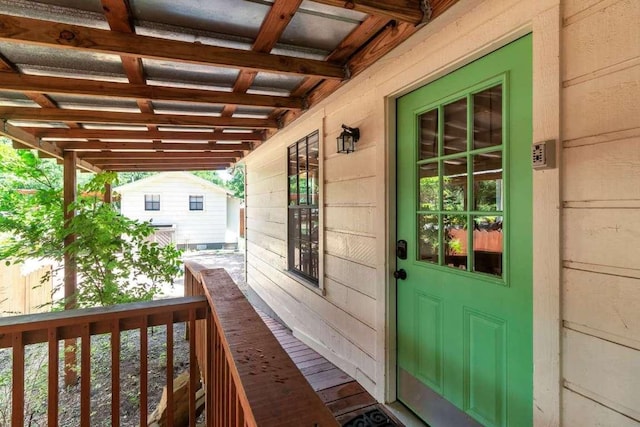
[0, 142, 182, 308]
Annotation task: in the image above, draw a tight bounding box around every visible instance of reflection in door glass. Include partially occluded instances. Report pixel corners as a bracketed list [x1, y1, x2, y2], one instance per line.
[444, 215, 467, 270]
[419, 163, 439, 210]
[473, 151, 503, 211]
[474, 85, 502, 149]
[418, 215, 439, 264]
[443, 157, 467, 211]
[473, 216, 503, 277]
[419, 109, 438, 160]
[444, 98, 467, 155]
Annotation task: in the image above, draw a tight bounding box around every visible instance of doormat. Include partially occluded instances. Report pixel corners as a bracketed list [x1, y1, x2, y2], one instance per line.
[342, 408, 400, 427]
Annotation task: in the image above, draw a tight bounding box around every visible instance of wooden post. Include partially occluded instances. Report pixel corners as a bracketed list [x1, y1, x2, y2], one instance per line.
[63, 150, 78, 386]
[104, 182, 112, 204]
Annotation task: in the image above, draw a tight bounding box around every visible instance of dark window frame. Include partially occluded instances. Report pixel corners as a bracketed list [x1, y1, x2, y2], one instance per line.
[189, 195, 204, 211]
[287, 131, 320, 285]
[144, 194, 160, 211]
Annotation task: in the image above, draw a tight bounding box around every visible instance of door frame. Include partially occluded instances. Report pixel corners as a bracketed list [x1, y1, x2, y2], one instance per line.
[381, 4, 561, 426]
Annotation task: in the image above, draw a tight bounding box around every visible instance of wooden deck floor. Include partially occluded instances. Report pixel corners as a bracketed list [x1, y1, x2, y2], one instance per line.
[258, 311, 403, 426]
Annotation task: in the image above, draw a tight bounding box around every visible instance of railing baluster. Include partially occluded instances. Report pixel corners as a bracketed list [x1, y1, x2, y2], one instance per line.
[215, 328, 221, 427]
[206, 312, 214, 427]
[140, 315, 149, 426]
[236, 393, 243, 427]
[188, 309, 197, 427]
[229, 375, 237, 427]
[111, 319, 121, 427]
[80, 323, 90, 427]
[166, 316, 174, 427]
[12, 332, 24, 427]
[48, 327, 59, 427]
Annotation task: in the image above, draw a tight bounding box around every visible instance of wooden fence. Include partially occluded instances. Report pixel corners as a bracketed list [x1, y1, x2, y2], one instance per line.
[0, 262, 53, 315]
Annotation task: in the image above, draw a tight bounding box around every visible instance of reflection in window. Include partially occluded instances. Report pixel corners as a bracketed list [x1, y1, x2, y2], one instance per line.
[474, 86, 502, 149]
[473, 216, 503, 277]
[444, 98, 467, 155]
[444, 215, 467, 270]
[287, 131, 319, 284]
[473, 151, 503, 211]
[419, 109, 438, 160]
[419, 163, 439, 210]
[418, 214, 439, 264]
[443, 158, 467, 211]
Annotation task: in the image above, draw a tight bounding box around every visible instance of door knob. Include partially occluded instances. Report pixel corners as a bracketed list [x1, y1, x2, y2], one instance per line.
[393, 269, 407, 280]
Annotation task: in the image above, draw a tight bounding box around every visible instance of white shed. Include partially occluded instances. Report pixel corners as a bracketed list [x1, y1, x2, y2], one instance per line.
[115, 172, 240, 250]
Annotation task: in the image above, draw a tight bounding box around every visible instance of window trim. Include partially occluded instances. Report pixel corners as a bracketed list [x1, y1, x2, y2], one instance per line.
[144, 194, 160, 211]
[286, 130, 322, 289]
[189, 194, 204, 211]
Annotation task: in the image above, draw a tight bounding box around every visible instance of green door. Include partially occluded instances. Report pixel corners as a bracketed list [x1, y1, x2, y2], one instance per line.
[396, 35, 532, 427]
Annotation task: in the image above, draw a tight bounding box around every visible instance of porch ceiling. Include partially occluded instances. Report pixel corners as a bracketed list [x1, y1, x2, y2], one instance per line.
[0, 0, 458, 172]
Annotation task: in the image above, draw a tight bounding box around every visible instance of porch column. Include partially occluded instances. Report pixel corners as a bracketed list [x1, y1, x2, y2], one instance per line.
[104, 181, 112, 204]
[63, 150, 78, 385]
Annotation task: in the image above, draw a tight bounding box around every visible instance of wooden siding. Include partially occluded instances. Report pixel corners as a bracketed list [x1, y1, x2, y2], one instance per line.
[118, 173, 228, 246]
[561, 0, 640, 424]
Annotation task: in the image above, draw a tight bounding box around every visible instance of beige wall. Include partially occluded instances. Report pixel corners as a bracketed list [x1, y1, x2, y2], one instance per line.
[561, 0, 640, 425]
[244, 0, 637, 424]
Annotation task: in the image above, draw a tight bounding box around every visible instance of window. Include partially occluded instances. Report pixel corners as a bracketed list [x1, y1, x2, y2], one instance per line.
[287, 131, 320, 284]
[189, 195, 204, 211]
[144, 194, 160, 211]
[417, 83, 504, 277]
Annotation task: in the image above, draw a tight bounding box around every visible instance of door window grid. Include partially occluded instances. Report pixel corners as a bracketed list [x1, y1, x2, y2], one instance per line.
[416, 84, 505, 278]
[189, 195, 204, 211]
[287, 131, 319, 284]
[144, 194, 160, 211]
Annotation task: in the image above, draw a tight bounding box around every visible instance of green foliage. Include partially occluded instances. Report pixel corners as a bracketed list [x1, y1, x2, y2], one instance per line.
[225, 165, 245, 198]
[0, 144, 182, 308]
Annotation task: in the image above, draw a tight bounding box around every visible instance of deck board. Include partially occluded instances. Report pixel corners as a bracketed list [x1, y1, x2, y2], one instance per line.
[257, 310, 404, 426]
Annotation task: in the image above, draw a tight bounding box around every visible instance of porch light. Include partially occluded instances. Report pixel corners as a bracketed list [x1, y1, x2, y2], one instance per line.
[336, 124, 360, 154]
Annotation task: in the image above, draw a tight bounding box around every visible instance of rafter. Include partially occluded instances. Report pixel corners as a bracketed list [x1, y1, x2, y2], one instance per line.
[0, 14, 345, 80]
[77, 151, 243, 160]
[0, 107, 278, 128]
[26, 128, 264, 142]
[101, 164, 229, 172]
[90, 158, 237, 166]
[57, 141, 250, 151]
[310, 0, 425, 25]
[0, 122, 100, 172]
[0, 74, 303, 110]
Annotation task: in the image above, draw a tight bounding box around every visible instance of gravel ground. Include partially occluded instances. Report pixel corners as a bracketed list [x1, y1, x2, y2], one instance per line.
[0, 250, 246, 426]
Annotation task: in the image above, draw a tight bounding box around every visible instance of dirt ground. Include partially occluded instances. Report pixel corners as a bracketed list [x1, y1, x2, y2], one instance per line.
[0, 250, 246, 426]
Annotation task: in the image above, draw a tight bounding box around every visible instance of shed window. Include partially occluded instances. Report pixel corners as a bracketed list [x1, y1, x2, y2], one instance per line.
[189, 195, 204, 211]
[144, 194, 160, 211]
[287, 131, 320, 284]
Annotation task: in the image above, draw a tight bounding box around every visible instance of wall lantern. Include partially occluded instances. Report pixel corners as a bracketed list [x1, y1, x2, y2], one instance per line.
[336, 124, 360, 154]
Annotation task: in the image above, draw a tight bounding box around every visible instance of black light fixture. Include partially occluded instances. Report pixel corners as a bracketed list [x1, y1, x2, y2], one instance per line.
[336, 124, 360, 154]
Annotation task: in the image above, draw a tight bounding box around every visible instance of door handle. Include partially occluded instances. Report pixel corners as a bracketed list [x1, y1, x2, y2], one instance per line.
[393, 269, 407, 280]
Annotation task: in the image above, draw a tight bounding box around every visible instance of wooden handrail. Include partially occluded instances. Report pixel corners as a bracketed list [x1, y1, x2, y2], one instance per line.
[185, 261, 338, 427]
[0, 296, 209, 427]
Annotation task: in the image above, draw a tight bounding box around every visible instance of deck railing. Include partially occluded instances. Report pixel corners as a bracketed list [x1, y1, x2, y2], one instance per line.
[0, 264, 337, 427]
[184, 262, 337, 427]
[0, 296, 208, 427]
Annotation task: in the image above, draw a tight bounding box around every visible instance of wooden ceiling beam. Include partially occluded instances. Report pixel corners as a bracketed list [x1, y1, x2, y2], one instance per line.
[0, 14, 345, 80]
[0, 74, 302, 110]
[0, 122, 100, 172]
[0, 107, 278, 128]
[58, 141, 250, 151]
[102, 164, 229, 172]
[26, 128, 264, 141]
[81, 153, 241, 162]
[90, 158, 237, 166]
[310, 0, 425, 25]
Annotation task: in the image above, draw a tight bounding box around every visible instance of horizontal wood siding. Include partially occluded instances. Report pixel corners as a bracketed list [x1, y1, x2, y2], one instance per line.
[119, 174, 227, 245]
[562, 0, 640, 424]
[244, 0, 565, 402]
